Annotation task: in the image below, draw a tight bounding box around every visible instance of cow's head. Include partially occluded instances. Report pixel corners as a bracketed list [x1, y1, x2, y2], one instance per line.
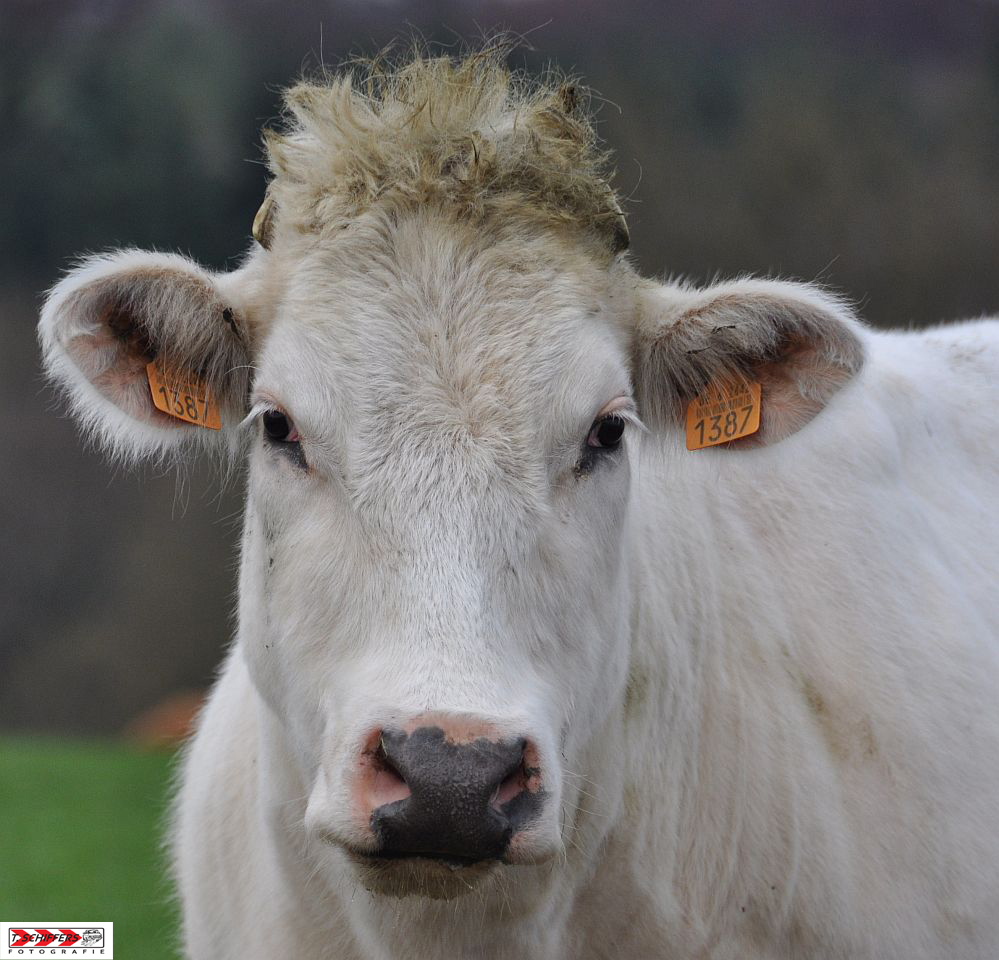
[39, 53, 863, 903]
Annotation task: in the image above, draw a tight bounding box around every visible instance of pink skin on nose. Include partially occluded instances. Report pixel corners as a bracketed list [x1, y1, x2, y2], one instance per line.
[492, 739, 542, 808]
[400, 712, 502, 744]
[354, 727, 412, 819]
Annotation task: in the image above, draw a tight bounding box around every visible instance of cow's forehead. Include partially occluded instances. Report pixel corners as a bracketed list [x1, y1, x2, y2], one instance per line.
[254, 211, 633, 459]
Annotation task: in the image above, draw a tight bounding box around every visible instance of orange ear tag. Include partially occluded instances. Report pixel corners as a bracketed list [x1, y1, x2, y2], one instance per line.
[685, 380, 761, 450]
[146, 360, 221, 429]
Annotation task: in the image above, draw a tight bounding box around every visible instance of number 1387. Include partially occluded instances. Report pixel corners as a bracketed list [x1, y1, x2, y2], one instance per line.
[693, 404, 754, 445]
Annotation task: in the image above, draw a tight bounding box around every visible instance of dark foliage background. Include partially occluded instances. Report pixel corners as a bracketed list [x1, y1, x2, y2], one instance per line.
[3, 0, 998, 733]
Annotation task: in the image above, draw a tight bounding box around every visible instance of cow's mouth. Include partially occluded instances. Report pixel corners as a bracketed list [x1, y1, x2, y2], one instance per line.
[344, 848, 497, 900]
[359, 850, 491, 868]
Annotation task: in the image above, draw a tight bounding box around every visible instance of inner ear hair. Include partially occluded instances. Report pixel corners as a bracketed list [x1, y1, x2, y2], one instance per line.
[101, 296, 158, 364]
[635, 282, 865, 446]
[72, 266, 245, 375]
[62, 263, 251, 410]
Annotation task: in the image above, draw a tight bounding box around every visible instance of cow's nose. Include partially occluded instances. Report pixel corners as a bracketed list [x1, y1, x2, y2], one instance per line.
[358, 722, 541, 864]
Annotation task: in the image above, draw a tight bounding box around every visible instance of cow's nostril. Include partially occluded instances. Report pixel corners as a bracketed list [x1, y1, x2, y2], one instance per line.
[370, 735, 411, 807]
[376, 737, 404, 780]
[491, 746, 527, 809]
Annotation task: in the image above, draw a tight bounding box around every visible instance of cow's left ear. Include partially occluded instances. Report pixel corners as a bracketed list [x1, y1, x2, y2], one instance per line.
[631, 278, 865, 447]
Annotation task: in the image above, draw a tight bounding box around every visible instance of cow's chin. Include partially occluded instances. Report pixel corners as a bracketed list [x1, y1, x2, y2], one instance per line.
[348, 854, 497, 901]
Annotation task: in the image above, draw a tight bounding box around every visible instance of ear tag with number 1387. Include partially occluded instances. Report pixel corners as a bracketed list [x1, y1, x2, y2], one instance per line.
[146, 360, 221, 430]
[685, 380, 761, 450]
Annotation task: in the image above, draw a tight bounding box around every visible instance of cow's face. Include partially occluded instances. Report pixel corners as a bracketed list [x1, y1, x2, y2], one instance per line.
[240, 210, 637, 897]
[40, 209, 862, 902]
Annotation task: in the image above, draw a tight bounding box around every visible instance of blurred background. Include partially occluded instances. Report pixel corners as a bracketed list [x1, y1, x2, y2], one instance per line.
[2, 0, 997, 951]
[4, 0, 999, 743]
[0, 0, 999, 734]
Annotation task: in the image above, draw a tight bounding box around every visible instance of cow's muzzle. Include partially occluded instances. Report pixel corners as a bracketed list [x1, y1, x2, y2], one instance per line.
[354, 716, 546, 865]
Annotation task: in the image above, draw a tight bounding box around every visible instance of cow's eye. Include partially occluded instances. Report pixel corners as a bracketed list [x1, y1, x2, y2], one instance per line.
[261, 408, 306, 469]
[262, 409, 299, 443]
[587, 415, 626, 450]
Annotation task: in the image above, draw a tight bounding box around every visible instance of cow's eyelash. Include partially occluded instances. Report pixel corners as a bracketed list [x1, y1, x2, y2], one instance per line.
[242, 400, 272, 431]
[596, 406, 645, 434]
[245, 400, 303, 439]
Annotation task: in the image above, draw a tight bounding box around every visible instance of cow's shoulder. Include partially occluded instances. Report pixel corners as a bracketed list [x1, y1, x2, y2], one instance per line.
[859, 317, 999, 463]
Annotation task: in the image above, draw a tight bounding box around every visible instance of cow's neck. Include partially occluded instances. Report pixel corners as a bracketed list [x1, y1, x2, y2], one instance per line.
[616, 443, 836, 939]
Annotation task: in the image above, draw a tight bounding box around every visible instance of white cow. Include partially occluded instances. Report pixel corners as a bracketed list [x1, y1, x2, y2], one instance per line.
[39, 51, 999, 959]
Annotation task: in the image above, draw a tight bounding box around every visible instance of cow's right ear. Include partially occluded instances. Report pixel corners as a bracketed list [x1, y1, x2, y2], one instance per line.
[39, 250, 254, 461]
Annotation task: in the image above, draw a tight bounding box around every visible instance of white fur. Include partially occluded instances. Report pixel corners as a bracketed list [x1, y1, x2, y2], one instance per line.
[42, 209, 999, 959]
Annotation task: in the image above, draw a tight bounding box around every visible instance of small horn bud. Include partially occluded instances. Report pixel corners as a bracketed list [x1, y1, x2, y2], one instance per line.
[610, 207, 630, 253]
[602, 184, 629, 253]
[252, 192, 276, 249]
[557, 84, 579, 116]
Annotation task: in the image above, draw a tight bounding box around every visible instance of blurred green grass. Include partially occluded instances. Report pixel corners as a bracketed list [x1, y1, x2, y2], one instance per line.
[0, 737, 181, 959]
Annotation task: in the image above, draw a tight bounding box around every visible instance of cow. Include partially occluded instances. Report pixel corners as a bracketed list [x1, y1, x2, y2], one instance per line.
[38, 49, 999, 959]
